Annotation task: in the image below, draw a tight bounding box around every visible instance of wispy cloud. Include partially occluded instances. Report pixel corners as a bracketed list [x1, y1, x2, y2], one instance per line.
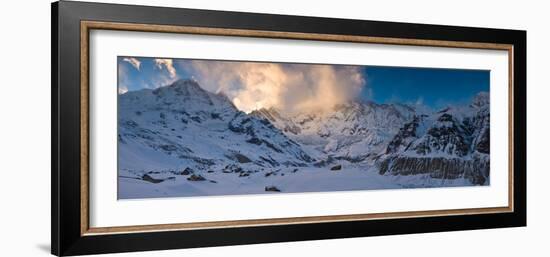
[122, 57, 141, 71]
[118, 64, 130, 94]
[118, 85, 128, 94]
[154, 59, 177, 78]
[415, 96, 424, 106]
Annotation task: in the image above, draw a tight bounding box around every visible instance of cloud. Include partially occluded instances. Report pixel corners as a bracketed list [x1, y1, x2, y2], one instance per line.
[118, 64, 130, 94]
[122, 57, 141, 70]
[176, 60, 365, 113]
[118, 85, 128, 94]
[154, 59, 177, 78]
[415, 96, 424, 106]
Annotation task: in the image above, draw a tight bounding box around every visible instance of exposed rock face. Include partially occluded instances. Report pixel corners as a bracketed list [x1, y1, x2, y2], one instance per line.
[379, 155, 489, 185]
[385, 115, 425, 154]
[411, 113, 470, 157]
[228, 112, 315, 166]
[378, 92, 490, 185]
[475, 127, 490, 154]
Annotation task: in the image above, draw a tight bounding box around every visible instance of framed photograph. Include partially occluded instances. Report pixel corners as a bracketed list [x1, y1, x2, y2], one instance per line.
[52, 1, 526, 256]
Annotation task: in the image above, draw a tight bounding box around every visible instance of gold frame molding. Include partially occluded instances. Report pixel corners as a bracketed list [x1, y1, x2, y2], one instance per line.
[80, 20, 514, 236]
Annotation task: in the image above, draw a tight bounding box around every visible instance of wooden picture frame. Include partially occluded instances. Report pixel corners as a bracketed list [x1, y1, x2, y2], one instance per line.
[52, 1, 526, 256]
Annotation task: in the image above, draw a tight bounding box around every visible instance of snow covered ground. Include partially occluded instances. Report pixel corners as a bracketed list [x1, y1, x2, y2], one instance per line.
[118, 165, 477, 199]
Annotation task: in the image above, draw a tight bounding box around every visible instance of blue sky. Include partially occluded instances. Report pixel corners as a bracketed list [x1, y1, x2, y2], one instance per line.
[363, 66, 489, 109]
[118, 56, 489, 111]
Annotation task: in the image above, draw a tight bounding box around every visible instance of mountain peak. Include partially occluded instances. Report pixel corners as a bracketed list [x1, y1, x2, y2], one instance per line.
[159, 78, 210, 98]
[169, 78, 202, 90]
[471, 91, 489, 108]
[151, 78, 204, 94]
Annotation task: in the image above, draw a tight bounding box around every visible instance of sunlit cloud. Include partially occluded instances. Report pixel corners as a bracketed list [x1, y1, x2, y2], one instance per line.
[154, 58, 177, 78]
[176, 60, 366, 113]
[122, 57, 141, 71]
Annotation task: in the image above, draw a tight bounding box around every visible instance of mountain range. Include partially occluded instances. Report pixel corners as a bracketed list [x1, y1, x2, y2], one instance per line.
[117, 79, 490, 198]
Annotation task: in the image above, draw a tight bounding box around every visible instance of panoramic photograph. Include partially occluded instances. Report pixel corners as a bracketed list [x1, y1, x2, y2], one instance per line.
[117, 56, 490, 199]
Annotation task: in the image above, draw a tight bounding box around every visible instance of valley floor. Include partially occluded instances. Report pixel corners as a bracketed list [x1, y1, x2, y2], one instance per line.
[118, 166, 478, 199]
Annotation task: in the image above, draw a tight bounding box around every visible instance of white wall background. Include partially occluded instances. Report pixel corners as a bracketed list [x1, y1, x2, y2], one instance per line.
[0, 0, 547, 256]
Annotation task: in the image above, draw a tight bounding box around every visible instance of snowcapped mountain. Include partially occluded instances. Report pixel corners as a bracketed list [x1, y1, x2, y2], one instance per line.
[379, 92, 490, 185]
[118, 79, 314, 175]
[251, 102, 416, 165]
[251, 92, 490, 185]
[118, 79, 490, 198]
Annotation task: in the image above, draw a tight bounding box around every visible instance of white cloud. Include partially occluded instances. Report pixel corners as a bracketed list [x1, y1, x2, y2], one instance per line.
[118, 64, 131, 94]
[154, 58, 177, 78]
[118, 85, 128, 94]
[122, 57, 141, 71]
[177, 60, 365, 113]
